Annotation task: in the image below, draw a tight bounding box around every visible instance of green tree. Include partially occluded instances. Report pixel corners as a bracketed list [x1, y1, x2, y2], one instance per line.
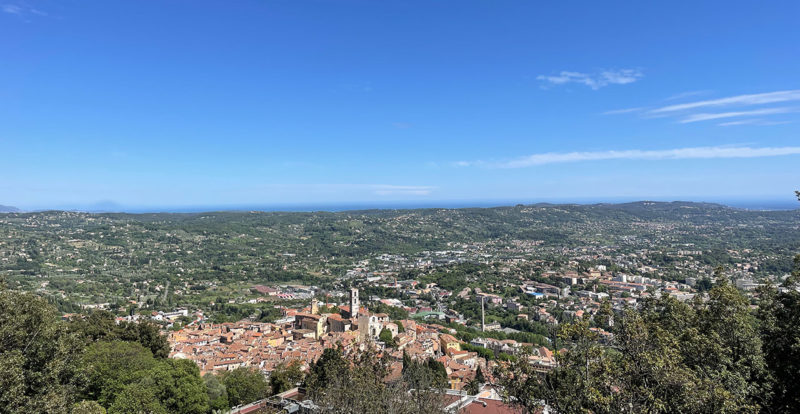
[379, 327, 395, 346]
[696, 278, 768, 410]
[425, 358, 448, 388]
[146, 359, 210, 414]
[203, 373, 229, 411]
[73, 400, 107, 414]
[79, 341, 157, 408]
[108, 382, 167, 414]
[498, 287, 771, 413]
[0, 290, 82, 414]
[595, 298, 613, 329]
[759, 255, 800, 412]
[269, 360, 305, 395]
[220, 367, 268, 406]
[308, 349, 446, 414]
[70, 312, 170, 359]
[464, 378, 481, 395]
[305, 347, 349, 391]
[475, 365, 485, 384]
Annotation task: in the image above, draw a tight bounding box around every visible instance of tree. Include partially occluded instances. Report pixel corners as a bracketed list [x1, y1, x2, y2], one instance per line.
[80, 341, 208, 413]
[308, 348, 446, 414]
[305, 347, 349, 391]
[425, 358, 448, 388]
[73, 400, 107, 414]
[70, 312, 170, 359]
[464, 378, 481, 395]
[79, 341, 158, 408]
[220, 367, 268, 406]
[269, 360, 305, 395]
[108, 382, 167, 414]
[0, 290, 82, 414]
[379, 327, 395, 346]
[475, 365, 486, 384]
[692, 278, 768, 410]
[203, 373, 229, 412]
[594, 298, 613, 329]
[759, 255, 800, 412]
[497, 286, 771, 413]
[146, 359, 210, 414]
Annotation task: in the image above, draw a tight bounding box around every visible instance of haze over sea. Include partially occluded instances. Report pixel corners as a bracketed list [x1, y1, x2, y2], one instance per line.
[27, 197, 799, 214]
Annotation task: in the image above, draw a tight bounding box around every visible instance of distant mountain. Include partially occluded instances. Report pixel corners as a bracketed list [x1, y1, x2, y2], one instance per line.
[0, 205, 20, 213]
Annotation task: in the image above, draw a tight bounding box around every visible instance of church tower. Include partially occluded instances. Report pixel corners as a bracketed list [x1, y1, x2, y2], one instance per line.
[311, 298, 319, 315]
[350, 288, 360, 318]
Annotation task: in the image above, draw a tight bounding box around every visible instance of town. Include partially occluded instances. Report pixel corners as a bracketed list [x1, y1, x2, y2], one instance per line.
[2, 203, 799, 413]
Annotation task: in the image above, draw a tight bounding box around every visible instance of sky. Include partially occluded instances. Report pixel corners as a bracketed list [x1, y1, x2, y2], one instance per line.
[1, 0, 799, 211]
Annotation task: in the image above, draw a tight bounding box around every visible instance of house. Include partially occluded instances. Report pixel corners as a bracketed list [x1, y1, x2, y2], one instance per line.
[440, 334, 461, 354]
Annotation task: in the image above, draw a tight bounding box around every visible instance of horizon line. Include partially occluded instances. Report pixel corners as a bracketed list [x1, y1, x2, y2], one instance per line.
[6, 197, 799, 214]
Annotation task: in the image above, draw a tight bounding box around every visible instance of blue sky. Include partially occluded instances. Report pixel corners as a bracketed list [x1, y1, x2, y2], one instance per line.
[1, 0, 799, 210]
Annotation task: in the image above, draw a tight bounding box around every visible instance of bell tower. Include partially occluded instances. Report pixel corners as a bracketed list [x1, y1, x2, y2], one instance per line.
[350, 288, 360, 318]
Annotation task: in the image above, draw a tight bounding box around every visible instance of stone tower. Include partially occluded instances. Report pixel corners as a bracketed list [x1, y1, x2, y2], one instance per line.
[350, 287, 360, 318]
[311, 298, 319, 315]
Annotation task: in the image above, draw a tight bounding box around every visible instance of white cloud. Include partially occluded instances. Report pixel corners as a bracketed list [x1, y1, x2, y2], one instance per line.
[537, 69, 643, 90]
[651, 90, 800, 113]
[1, 4, 22, 14]
[2, 3, 47, 17]
[603, 107, 643, 115]
[461, 146, 800, 169]
[679, 107, 796, 123]
[718, 119, 793, 127]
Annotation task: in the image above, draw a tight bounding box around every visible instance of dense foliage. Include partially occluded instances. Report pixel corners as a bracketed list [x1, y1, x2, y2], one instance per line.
[496, 259, 800, 413]
[305, 347, 447, 414]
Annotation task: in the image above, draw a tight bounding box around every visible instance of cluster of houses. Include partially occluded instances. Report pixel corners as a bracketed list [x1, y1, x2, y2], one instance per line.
[167, 288, 551, 394]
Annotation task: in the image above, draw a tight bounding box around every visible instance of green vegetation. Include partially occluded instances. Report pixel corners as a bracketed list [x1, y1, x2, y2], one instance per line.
[1, 203, 798, 317]
[304, 348, 447, 414]
[268, 360, 305, 396]
[0, 289, 208, 414]
[217, 367, 269, 407]
[496, 260, 800, 413]
[2, 201, 800, 413]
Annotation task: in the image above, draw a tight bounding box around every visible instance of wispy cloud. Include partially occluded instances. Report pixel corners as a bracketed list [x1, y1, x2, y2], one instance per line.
[537, 69, 643, 90]
[2, 3, 47, 18]
[1, 4, 22, 14]
[603, 107, 643, 115]
[718, 119, 793, 127]
[607, 89, 800, 126]
[456, 146, 800, 169]
[650, 90, 800, 114]
[679, 107, 796, 123]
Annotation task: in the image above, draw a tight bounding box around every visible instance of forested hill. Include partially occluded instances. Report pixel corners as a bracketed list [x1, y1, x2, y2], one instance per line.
[1, 202, 798, 279]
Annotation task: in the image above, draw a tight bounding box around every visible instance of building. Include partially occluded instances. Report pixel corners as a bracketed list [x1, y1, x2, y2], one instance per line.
[440, 334, 461, 354]
[358, 313, 389, 342]
[350, 288, 360, 318]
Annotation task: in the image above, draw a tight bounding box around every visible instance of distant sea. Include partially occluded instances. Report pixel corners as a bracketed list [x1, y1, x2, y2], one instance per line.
[38, 197, 799, 213]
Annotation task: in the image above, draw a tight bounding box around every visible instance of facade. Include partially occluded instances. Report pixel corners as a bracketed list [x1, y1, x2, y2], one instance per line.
[350, 288, 360, 318]
[358, 313, 390, 342]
